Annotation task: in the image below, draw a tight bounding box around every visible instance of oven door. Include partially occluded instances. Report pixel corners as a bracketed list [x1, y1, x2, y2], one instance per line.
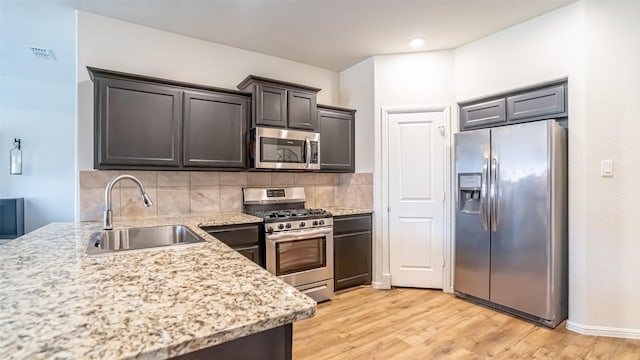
[253, 127, 320, 170]
[266, 227, 333, 287]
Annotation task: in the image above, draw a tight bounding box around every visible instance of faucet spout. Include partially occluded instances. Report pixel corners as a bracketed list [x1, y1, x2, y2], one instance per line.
[104, 174, 153, 230]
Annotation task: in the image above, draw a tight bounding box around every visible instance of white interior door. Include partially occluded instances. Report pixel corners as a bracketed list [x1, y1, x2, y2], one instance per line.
[387, 108, 445, 288]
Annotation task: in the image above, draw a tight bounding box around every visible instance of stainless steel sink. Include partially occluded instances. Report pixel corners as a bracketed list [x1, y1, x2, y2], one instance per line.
[86, 225, 206, 255]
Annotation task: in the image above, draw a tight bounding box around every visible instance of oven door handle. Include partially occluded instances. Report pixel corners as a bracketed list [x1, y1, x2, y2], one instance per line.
[266, 228, 333, 243]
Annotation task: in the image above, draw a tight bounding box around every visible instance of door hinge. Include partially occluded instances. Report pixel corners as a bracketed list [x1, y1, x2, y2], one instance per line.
[443, 191, 446, 202]
[387, 206, 391, 212]
[442, 257, 446, 268]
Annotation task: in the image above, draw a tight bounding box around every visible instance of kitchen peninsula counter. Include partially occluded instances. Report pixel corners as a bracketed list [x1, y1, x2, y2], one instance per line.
[0, 213, 316, 359]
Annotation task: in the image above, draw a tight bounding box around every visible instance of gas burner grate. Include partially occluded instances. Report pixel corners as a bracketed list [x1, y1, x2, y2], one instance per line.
[251, 208, 332, 221]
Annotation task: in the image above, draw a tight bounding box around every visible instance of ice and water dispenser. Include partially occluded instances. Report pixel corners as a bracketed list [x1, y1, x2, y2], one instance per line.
[458, 174, 482, 213]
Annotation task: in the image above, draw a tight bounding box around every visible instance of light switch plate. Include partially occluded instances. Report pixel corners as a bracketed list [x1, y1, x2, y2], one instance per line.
[601, 160, 614, 177]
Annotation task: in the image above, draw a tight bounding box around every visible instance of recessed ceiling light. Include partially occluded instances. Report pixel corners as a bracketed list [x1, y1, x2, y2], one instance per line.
[409, 37, 425, 48]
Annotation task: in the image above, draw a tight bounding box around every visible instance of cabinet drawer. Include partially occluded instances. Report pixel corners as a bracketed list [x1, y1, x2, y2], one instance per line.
[334, 214, 372, 235]
[202, 224, 260, 248]
[507, 85, 566, 121]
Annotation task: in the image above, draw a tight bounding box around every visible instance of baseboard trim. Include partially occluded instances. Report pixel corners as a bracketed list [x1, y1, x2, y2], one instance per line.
[566, 321, 640, 339]
[372, 273, 391, 289]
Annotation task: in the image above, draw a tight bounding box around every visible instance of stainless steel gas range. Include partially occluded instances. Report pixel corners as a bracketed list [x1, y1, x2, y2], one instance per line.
[243, 187, 334, 302]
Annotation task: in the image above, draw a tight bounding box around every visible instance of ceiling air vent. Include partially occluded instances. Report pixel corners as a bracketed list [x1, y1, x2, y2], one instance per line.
[27, 46, 56, 61]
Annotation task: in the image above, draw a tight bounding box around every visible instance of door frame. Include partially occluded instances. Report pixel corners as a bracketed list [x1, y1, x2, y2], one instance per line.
[376, 106, 453, 292]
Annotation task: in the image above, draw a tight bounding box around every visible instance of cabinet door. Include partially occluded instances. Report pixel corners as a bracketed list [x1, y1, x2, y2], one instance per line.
[236, 245, 263, 267]
[256, 84, 287, 127]
[334, 231, 372, 291]
[203, 224, 263, 267]
[334, 214, 372, 291]
[287, 90, 317, 130]
[507, 84, 566, 122]
[460, 98, 506, 130]
[183, 90, 248, 168]
[318, 109, 355, 172]
[95, 77, 181, 167]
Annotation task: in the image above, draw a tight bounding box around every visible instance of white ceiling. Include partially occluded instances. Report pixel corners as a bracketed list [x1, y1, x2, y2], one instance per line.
[64, 0, 574, 71]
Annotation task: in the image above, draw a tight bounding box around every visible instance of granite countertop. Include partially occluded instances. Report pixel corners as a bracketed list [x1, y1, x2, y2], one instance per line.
[0, 213, 316, 359]
[325, 206, 373, 217]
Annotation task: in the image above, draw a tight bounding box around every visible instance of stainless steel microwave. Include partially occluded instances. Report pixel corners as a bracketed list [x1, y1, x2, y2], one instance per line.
[250, 127, 320, 170]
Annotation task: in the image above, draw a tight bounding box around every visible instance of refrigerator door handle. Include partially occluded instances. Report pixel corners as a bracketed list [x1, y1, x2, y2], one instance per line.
[481, 157, 489, 231]
[491, 157, 499, 232]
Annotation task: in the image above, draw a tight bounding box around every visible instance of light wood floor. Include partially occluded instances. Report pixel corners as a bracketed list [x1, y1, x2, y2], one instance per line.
[293, 287, 640, 360]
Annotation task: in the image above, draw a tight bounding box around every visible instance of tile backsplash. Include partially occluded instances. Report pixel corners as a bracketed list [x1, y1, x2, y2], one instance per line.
[79, 171, 373, 221]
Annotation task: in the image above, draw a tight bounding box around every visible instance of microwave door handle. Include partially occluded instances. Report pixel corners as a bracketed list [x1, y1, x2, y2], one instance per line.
[267, 228, 332, 242]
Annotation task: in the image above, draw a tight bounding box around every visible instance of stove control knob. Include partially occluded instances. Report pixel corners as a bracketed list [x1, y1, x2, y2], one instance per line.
[300, 222, 306, 228]
[286, 223, 292, 229]
[267, 226, 274, 234]
[319, 220, 325, 225]
[278, 224, 285, 230]
[312, 220, 318, 226]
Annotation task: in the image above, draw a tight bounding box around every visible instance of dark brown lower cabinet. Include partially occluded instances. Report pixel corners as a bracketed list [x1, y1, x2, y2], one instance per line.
[172, 323, 291, 360]
[201, 223, 263, 267]
[334, 213, 372, 291]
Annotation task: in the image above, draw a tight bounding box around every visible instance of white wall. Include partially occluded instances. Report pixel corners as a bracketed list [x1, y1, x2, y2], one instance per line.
[375, 52, 456, 108]
[77, 11, 340, 170]
[367, 51, 456, 288]
[0, 2, 76, 232]
[576, 0, 640, 335]
[339, 57, 375, 173]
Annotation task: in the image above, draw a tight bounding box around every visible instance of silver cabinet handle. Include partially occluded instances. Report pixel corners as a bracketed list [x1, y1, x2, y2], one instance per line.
[481, 157, 489, 231]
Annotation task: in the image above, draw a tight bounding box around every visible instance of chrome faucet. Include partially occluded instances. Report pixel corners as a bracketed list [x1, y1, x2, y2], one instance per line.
[104, 174, 153, 230]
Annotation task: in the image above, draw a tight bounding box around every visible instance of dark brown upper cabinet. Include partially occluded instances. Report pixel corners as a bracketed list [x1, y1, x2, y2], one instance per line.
[317, 105, 356, 173]
[93, 76, 182, 167]
[255, 84, 287, 127]
[183, 90, 248, 168]
[287, 89, 317, 130]
[237, 75, 320, 131]
[459, 79, 567, 131]
[88, 67, 250, 171]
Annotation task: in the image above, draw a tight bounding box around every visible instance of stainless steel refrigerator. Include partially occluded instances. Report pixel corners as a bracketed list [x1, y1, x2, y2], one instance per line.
[454, 120, 567, 328]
